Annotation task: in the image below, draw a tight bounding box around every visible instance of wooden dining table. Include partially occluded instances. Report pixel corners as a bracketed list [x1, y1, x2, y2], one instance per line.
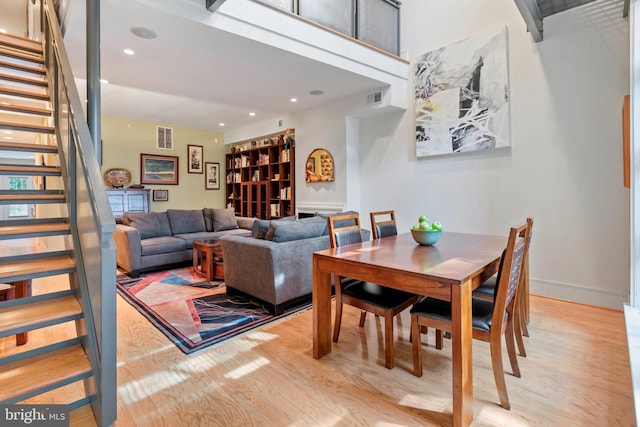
[312, 231, 506, 427]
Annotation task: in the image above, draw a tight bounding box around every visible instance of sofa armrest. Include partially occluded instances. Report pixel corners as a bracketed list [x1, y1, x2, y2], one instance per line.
[236, 216, 256, 231]
[220, 235, 330, 306]
[114, 224, 142, 273]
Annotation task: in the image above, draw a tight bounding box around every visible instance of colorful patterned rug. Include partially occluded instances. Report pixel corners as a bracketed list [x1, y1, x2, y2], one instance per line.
[116, 267, 309, 354]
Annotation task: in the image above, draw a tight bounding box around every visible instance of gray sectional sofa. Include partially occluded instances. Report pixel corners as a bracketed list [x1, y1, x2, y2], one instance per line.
[114, 208, 255, 276]
[221, 213, 369, 315]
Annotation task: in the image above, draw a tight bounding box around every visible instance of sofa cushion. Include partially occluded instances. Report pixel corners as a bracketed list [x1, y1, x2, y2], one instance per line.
[166, 209, 206, 235]
[203, 208, 214, 231]
[267, 220, 327, 243]
[211, 208, 239, 231]
[252, 216, 297, 239]
[141, 236, 187, 256]
[122, 212, 172, 239]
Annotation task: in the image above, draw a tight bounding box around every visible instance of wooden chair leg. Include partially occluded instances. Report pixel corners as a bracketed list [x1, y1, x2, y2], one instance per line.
[513, 307, 527, 357]
[435, 329, 443, 350]
[505, 316, 521, 378]
[359, 310, 367, 327]
[332, 300, 343, 343]
[489, 336, 511, 410]
[383, 313, 395, 369]
[411, 315, 423, 377]
[14, 280, 28, 346]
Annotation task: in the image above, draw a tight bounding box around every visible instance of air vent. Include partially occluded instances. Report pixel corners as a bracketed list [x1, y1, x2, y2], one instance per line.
[156, 126, 173, 150]
[367, 91, 383, 105]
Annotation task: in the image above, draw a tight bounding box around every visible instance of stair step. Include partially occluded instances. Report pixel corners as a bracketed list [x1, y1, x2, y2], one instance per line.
[0, 294, 82, 338]
[0, 71, 47, 87]
[0, 253, 75, 282]
[0, 34, 43, 55]
[0, 45, 44, 65]
[0, 84, 49, 101]
[0, 164, 61, 176]
[0, 59, 46, 76]
[0, 190, 65, 204]
[70, 405, 97, 427]
[0, 220, 70, 239]
[0, 344, 91, 402]
[0, 120, 54, 134]
[0, 102, 51, 116]
[0, 140, 58, 153]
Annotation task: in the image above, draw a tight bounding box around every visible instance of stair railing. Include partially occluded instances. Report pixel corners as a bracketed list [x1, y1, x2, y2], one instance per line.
[39, 0, 117, 425]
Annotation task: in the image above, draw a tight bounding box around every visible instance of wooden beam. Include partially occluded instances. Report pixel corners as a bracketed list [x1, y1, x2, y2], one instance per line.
[513, 0, 543, 42]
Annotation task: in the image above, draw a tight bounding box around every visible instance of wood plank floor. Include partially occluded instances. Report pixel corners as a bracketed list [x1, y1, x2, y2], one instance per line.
[2, 276, 634, 426]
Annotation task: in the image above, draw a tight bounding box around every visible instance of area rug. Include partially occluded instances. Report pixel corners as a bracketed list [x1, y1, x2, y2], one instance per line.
[116, 267, 309, 354]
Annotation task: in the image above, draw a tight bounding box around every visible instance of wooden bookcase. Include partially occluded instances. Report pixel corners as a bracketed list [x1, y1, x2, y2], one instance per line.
[225, 132, 295, 219]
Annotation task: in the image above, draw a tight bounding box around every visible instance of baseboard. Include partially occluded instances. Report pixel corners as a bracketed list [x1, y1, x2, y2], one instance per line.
[531, 278, 629, 310]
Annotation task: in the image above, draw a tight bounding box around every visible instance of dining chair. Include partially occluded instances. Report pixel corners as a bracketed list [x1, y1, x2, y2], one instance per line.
[474, 216, 533, 357]
[410, 222, 527, 410]
[328, 212, 418, 369]
[369, 210, 398, 239]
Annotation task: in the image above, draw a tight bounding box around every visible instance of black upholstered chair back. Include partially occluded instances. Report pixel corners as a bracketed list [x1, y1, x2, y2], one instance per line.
[328, 213, 362, 249]
[335, 228, 363, 247]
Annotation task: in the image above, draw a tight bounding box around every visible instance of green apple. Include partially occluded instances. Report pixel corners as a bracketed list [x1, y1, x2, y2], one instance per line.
[418, 215, 430, 223]
[432, 221, 443, 231]
[418, 221, 431, 231]
[412, 224, 421, 231]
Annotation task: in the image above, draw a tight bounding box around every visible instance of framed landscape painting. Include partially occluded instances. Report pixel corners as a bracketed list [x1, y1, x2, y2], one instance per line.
[414, 26, 511, 157]
[141, 154, 179, 185]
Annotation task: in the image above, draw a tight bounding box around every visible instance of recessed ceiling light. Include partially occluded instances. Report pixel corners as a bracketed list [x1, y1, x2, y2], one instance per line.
[219, 123, 225, 127]
[130, 27, 157, 39]
[290, 98, 297, 102]
[249, 112, 255, 116]
[310, 90, 324, 95]
[123, 49, 135, 55]
[100, 79, 109, 84]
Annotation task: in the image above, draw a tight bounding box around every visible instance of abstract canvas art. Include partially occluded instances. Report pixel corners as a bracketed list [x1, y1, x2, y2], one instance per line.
[415, 26, 511, 157]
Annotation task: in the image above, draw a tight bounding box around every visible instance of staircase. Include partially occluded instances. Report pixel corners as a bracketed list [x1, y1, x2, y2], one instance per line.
[0, 2, 116, 424]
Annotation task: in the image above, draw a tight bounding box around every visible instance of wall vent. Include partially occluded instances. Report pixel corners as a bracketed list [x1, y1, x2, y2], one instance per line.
[367, 91, 383, 105]
[156, 126, 173, 150]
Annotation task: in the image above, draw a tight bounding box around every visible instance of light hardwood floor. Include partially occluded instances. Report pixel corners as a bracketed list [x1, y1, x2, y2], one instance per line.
[1, 275, 634, 426]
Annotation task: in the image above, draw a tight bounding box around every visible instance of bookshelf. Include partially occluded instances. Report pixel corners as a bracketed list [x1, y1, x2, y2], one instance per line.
[225, 131, 295, 219]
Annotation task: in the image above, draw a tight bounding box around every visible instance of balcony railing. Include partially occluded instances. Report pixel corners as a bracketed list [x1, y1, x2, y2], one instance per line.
[208, 0, 401, 56]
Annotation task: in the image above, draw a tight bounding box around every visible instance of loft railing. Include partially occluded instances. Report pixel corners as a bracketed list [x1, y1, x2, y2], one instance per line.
[39, 0, 117, 425]
[208, 0, 401, 56]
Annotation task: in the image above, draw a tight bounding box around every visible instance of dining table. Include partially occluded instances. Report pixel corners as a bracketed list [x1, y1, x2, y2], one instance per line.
[312, 231, 506, 427]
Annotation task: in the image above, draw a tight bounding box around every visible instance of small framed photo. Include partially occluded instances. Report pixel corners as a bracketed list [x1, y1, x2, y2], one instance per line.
[153, 189, 169, 201]
[141, 153, 179, 185]
[205, 162, 220, 190]
[187, 144, 203, 174]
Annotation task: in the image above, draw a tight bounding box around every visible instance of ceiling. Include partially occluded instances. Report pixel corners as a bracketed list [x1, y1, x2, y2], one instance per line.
[60, 0, 615, 136]
[62, 0, 387, 135]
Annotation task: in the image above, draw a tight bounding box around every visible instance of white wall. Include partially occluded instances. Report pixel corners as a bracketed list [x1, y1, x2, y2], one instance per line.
[228, 0, 630, 309]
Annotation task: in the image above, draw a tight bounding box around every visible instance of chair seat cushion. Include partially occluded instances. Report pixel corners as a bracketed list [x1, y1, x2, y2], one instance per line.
[343, 281, 415, 310]
[410, 296, 495, 332]
[473, 275, 497, 297]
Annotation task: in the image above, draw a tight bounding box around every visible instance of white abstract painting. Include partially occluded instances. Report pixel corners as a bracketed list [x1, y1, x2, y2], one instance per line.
[415, 26, 511, 157]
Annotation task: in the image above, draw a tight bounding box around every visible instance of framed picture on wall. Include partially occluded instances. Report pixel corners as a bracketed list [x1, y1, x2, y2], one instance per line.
[140, 153, 179, 185]
[205, 162, 220, 190]
[187, 144, 203, 174]
[153, 189, 169, 201]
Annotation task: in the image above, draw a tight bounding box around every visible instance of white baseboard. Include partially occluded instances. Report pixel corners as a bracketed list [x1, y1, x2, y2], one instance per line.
[531, 278, 629, 310]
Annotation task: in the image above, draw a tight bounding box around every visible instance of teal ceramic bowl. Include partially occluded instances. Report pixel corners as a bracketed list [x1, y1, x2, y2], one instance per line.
[411, 229, 442, 246]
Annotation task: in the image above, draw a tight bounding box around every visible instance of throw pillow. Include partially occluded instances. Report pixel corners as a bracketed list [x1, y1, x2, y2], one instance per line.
[203, 208, 214, 231]
[166, 209, 206, 235]
[212, 208, 239, 231]
[252, 219, 272, 239]
[123, 212, 172, 240]
[267, 220, 326, 243]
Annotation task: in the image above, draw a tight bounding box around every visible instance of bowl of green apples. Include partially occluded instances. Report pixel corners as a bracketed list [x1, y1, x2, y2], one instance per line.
[411, 215, 443, 246]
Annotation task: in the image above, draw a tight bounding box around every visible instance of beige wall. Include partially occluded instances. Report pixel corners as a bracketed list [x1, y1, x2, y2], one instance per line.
[101, 115, 227, 211]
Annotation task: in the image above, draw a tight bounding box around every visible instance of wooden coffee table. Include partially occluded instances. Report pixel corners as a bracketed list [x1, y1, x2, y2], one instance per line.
[193, 239, 224, 281]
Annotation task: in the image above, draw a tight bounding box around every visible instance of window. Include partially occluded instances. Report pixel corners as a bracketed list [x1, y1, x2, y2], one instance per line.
[8, 177, 28, 218]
